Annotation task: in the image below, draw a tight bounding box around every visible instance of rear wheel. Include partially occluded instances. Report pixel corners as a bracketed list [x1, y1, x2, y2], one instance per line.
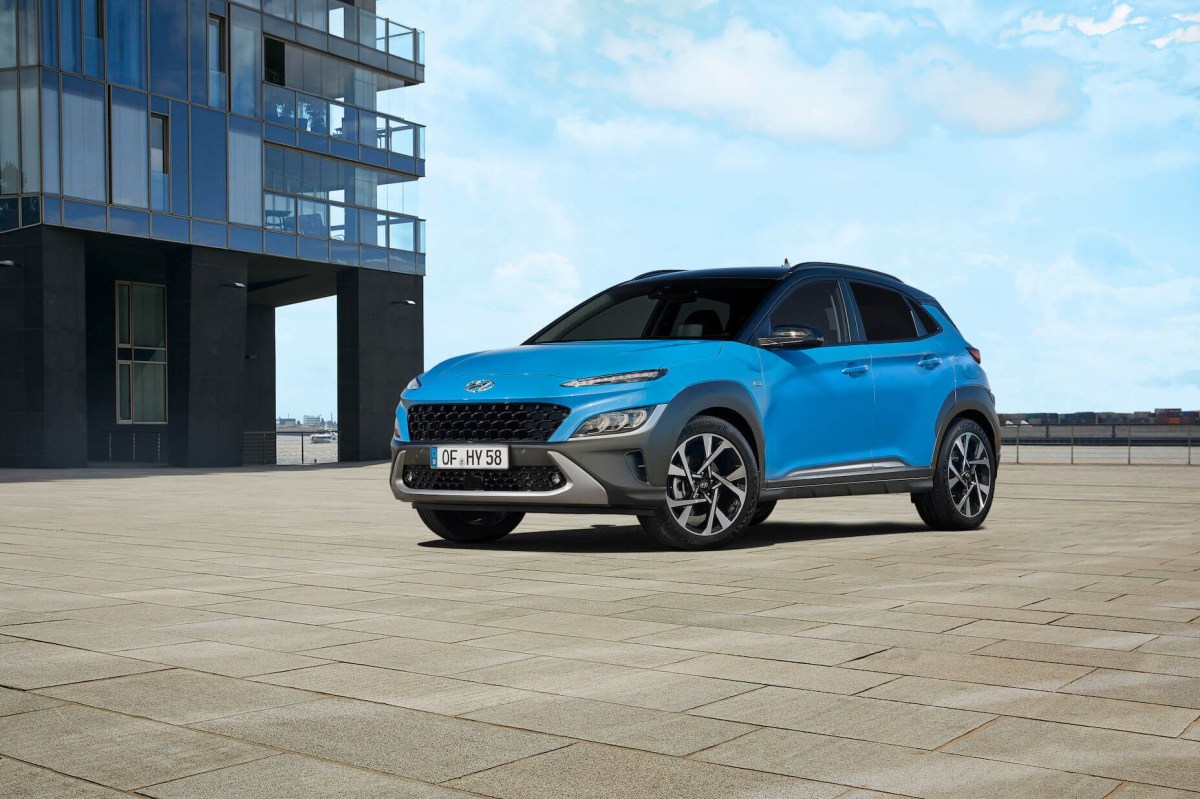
[638, 416, 760, 550]
[749, 500, 777, 526]
[913, 418, 995, 530]
[417, 508, 524, 543]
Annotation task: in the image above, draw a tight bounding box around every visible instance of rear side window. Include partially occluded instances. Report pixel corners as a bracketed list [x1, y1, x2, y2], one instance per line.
[908, 299, 942, 336]
[850, 282, 918, 342]
[768, 280, 849, 344]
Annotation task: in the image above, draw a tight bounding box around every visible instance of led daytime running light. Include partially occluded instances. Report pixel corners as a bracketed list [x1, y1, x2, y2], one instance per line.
[561, 368, 667, 388]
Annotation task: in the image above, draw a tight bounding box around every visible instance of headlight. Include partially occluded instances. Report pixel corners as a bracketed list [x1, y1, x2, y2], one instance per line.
[405, 374, 423, 391]
[571, 406, 655, 438]
[561, 369, 667, 388]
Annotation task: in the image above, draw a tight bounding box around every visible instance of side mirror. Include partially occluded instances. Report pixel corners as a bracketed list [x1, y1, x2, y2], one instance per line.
[758, 325, 824, 350]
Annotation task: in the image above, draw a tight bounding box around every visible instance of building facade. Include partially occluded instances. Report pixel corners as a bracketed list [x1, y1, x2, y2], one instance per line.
[0, 0, 425, 467]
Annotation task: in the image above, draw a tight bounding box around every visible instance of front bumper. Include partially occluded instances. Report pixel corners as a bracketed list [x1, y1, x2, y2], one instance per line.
[388, 419, 667, 513]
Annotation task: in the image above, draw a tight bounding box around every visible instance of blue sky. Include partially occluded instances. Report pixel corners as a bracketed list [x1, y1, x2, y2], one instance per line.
[275, 1, 1200, 418]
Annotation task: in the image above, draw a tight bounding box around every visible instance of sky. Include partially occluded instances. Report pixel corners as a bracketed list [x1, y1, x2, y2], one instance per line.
[275, 0, 1200, 419]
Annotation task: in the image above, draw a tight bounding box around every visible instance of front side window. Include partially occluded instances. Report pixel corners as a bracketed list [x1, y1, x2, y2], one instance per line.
[115, 282, 167, 424]
[531, 279, 776, 344]
[767, 280, 849, 344]
[851, 282, 918, 342]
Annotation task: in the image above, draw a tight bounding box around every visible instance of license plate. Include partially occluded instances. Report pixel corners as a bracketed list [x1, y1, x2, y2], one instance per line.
[429, 445, 509, 470]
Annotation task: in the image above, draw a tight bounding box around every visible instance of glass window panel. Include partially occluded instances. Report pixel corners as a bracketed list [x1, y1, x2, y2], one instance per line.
[170, 100, 189, 214]
[61, 0, 80, 73]
[117, 363, 132, 421]
[264, 37, 284, 85]
[297, 95, 327, 135]
[82, 0, 103, 78]
[0, 72, 17, 194]
[301, 48, 321, 95]
[40, 70, 59, 193]
[388, 216, 414, 251]
[18, 0, 38, 66]
[0, 0, 16, 68]
[331, 104, 355, 141]
[227, 115, 262, 226]
[329, 204, 356, 241]
[264, 0, 293, 22]
[133, 363, 166, 422]
[359, 210, 386, 247]
[132, 284, 165, 347]
[207, 15, 227, 109]
[110, 88, 149, 208]
[230, 6, 260, 117]
[149, 0, 187, 98]
[189, 107, 226, 220]
[189, 0, 206, 103]
[264, 193, 295, 232]
[107, 0, 147, 88]
[150, 113, 168, 211]
[283, 147, 302, 193]
[296, 0, 323, 31]
[61, 75, 106, 201]
[264, 84, 295, 126]
[297, 198, 327, 237]
[18, 69, 39, 192]
[264, 145, 284, 190]
[40, 0, 57, 68]
[284, 43, 302, 90]
[117, 284, 130, 344]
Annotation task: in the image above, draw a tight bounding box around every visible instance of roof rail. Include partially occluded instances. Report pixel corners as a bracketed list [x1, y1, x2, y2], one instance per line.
[628, 269, 685, 281]
[786, 261, 900, 281]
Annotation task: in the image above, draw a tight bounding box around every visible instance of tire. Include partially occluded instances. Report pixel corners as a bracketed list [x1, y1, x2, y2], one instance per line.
[638, 415, 760, 550]
[914, 418, 996, 531]
[417, 508, 524, 543]
[749, 500, 777, 526]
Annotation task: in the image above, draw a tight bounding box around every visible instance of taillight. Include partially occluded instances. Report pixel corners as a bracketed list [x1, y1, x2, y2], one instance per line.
[966, 346, 981, 364]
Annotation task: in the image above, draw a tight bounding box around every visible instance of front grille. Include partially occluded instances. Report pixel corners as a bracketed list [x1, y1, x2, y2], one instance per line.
[407, 403, 571, 442]
[403, 465, 565, 492]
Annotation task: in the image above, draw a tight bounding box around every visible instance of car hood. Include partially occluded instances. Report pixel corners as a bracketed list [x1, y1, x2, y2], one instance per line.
[434, 340, 722, 380]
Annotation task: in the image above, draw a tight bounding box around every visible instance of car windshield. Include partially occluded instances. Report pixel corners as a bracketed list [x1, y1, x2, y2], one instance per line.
[530, 278, 777, 343]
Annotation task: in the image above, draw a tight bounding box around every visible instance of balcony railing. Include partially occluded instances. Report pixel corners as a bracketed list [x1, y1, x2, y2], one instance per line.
[263, 83, 425, 160]
[259, 0, 425, 65]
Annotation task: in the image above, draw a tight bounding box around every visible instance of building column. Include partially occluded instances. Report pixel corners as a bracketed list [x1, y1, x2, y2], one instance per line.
[243, 304, 277, 464]
[337, 269, 423, 462]
[0, 227, 88, 468]
[166, 247, 249, 467]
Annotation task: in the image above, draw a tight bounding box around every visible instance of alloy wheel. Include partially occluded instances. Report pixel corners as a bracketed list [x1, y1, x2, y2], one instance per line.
[666, 433, 748, 536]
[948, 431, 992, 518]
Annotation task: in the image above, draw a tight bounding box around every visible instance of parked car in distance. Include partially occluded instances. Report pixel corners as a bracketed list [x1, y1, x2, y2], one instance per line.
[390, 262, 998, 550]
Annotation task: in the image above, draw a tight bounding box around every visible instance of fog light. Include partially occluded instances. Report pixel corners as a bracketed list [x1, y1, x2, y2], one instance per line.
[404, 469, 413, 483]
[550, 472, 562, 485]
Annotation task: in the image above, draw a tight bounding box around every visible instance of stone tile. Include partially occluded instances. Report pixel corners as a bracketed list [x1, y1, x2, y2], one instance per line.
[0, 640, 166, 689]
[699, 728, 1118, 799]
[0, 587, 131, 613]
[41, 668, 318, 724]
[976, 639, 1200, 678]
[484, 610, 681, 641]
[1058, 668, 1200, 709]
[796, 623, 997, 654]
[198, 598, 384, 624]
[237, 585, 396, 606]
[692, 685, 992, 748]
[945, 716, 1200, 792]
[0, 704, 269, 790]
[617, 605, 828, 636]
[65, 603, 234, 628]
[661, 653, 897, 694]
[104, 588, 237, 607]
[332, 615, 499, 642]
[0, 619, 195, 652]
[306, 636, 532, 675]
[897, 601, 1068, 624]
[1138, 636, 1200, 658]
[465, 694, 753, 755]
[1110, 785, 1200, 799]
[864, 675, 1200, 736]
[343, 595, 542, 624]
[118, 640, 331, 677]
[757, 603, 972, 633]
[628, 626, 886, 665]
[0, 757, 129, 798]
[141, 754, 476, 799]
[629, 591, 791, 613]
[844, 647, 1093, 690]
[159, 617, 381, 652]
[948, 619, 1158, 650]
[194, 698, 567, 784]
[447, 741, 843, 799]
[0, 685, 63, 717]
[254, 662, 538, 715]
[461, 630, 698, 668]
[458, 655, 757, 711]
[1022, 598, 1200, 623]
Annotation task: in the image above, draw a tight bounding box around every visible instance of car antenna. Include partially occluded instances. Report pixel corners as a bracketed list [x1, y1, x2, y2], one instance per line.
[783, 258, 790, 267]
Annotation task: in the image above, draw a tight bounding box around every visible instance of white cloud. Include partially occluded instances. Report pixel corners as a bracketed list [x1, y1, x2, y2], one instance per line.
[490, 252, 583, 313]
[1013, 2, 1149, 38]
[556, 116, 703, 150]
[1151, 24, 1200, 48]
[820, 9, 911, 40]
[919, 58, 1080, 135]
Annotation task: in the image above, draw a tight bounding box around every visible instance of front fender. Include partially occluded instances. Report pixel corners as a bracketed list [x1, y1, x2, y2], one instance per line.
[643, 381, 765, 486]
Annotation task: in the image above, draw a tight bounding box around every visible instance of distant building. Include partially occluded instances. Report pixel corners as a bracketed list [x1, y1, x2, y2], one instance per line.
[999, 410, 1199, 425]
[277, 417, 296, 426]
[302, 415, 324, 426]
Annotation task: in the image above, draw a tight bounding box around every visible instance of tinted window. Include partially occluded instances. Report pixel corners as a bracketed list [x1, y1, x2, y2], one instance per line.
[532, 279, 775, 343]
[851, 282, 918, 342]
[909, 299, 941, 336]
[769, 280, 848, 344]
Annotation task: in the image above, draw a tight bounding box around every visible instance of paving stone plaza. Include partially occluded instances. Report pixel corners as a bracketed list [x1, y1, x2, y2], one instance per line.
[1, 463, 1198, 798]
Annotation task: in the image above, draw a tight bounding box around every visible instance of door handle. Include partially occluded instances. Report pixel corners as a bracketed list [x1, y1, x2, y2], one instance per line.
[918, 356, 942, 369]
[841, 364, 869, 376]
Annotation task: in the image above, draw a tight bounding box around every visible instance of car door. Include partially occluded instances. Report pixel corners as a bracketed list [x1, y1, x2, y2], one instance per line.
[848, 281, 957, 470]
[758, 279, 875, 481]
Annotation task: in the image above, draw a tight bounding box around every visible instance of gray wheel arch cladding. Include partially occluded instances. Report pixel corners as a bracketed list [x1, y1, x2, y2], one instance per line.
[934, 385, 1001, 466]
[643, 381, 765, 486]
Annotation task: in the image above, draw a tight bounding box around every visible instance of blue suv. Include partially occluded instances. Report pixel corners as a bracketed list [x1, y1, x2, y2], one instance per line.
[391, 262, 998, 550]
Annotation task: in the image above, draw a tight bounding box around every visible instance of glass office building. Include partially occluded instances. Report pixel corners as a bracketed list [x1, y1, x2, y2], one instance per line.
[0, 0, 426, 467]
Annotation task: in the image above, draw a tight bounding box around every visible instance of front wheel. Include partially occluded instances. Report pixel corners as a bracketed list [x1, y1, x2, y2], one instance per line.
[417, 508, 524, 543]
[913, 418, 995, 530]
[638, 416, 760, 550]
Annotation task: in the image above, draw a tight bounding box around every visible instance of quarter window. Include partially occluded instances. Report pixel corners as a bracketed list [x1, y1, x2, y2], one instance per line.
[115, 282, 167, 424]
[768, 280, 849, 344]
[851, 282, 919, 342]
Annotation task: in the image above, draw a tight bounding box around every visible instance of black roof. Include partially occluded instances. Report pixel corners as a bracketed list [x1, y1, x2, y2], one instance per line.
[625, 262, 937, 304]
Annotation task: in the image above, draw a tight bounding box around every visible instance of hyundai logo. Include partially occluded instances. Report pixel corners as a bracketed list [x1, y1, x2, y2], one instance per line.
[465, 379, 495, 393]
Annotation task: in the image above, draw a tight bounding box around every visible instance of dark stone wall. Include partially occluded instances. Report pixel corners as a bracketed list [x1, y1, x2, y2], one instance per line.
[337, 269, 423, 461]
[243, 304, 277, 435]
[166, 247, 249, 467]
[0, 227, 88, 468]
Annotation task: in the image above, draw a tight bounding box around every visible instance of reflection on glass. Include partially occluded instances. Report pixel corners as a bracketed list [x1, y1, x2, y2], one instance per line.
[388, 217, 414, 252]
[264, 193, 295, 232]
[132, 285, 165, 347]
[264, 85, 296, 127]
[298, 95, 328, 135]
[133, 363, 166, 422]
[297, 199, 328, 237]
